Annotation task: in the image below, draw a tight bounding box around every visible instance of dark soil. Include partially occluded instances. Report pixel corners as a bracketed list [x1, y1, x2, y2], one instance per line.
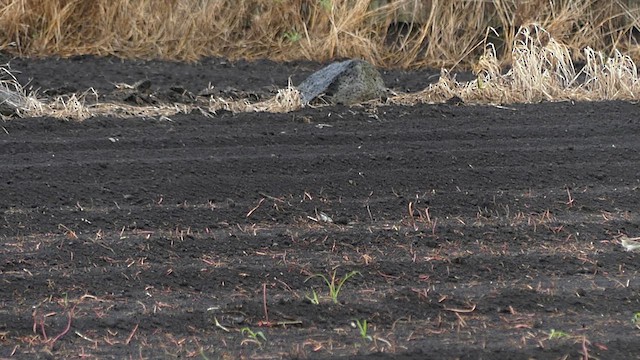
[2, 56, 640, 359]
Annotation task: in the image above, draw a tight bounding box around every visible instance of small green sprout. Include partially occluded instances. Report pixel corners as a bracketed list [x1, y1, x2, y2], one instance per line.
[283, 30, 301, 43]
[319, 0, 331, 11]
[548, 329, 569, 340]
[240, 327, 267, 345]
[305, 269, 360, 304]
[354, 319, 372, 341]
[632, 312, 640, 328]
[306, 289, 320, 305]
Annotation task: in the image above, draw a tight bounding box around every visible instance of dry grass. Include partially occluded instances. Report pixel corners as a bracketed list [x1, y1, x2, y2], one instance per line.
[5, 21, 640, 121]
[7, 21, 640, 121]
[391, 23, 640, 105]
[1, 0, 639, 69]
[2, 0, 640, 119]
[5, 82, 303, 121]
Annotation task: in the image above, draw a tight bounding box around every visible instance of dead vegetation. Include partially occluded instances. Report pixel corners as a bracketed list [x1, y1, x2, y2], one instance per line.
[6, 22, 640, 121]
[1, 0, 639, 69]
[392, 23, 640, 105]
[2, 1, 640, 119]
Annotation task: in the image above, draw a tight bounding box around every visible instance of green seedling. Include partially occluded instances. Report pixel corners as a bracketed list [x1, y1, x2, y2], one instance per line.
[199, 348, 210, 360]
[354, 319, 372, 341]
[305, 270, 360, 304]
[283, 30, 301, 43]
[548, 329, 569, 340]
[306, 289, 320, 305]
[241, 327, 267, 345]
[319, 0, 331, 11]
[632, 312, 640, 328]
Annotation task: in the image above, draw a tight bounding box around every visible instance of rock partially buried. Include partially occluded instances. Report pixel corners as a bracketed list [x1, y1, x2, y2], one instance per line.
[0, 86, 29, 116]
[297, 59, 387, 105]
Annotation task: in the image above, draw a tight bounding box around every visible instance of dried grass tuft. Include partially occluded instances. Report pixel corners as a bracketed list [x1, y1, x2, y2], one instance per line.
[392, 23, 640, 105]
[33, 94, 93, 120]
[0, 67, 43, 118]
[248, 83, 303, 113]
[581, 47, 640, 100]
[5, 79, 304, 120]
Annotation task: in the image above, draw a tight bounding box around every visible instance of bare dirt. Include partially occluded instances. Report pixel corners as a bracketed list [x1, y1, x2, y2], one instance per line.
[1, 56, 640, 359]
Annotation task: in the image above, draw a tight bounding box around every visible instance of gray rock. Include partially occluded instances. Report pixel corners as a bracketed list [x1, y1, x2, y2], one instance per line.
[0, 86, 28, 116]
[297, 59, 387, 105]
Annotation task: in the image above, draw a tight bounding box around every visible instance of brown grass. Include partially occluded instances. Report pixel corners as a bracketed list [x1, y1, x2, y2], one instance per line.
[1, 0, 639, 69]
[7, 22, 640, 121]
[391, 23, 640, 105]
[2, 1, 640, 119]
[8, 81, 302, 121]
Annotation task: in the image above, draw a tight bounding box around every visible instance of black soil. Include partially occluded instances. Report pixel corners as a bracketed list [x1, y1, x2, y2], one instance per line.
[1, 56, 640, 359]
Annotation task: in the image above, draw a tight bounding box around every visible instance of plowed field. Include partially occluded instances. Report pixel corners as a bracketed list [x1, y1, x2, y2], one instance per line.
[1, 57, 640, 359]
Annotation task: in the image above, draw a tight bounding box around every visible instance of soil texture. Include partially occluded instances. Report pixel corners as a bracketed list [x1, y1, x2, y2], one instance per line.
[1, 56, 640, 359]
